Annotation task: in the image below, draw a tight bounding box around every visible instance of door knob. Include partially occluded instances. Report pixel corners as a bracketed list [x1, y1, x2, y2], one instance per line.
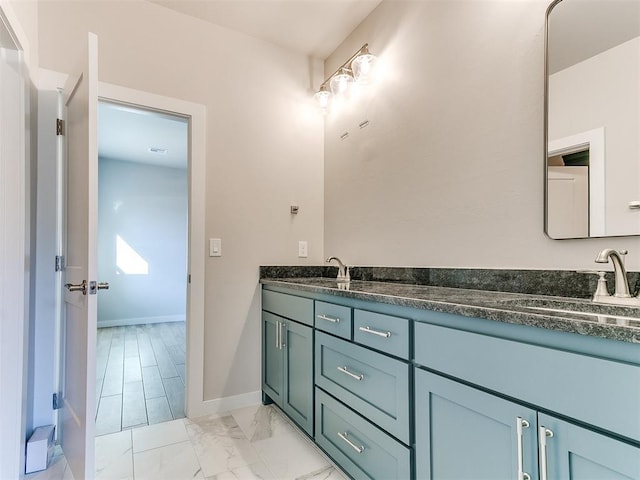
[65, 280, 87, 295]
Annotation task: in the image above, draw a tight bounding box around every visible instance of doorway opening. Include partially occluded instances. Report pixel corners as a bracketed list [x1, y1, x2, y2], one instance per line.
[94, 101, 188, 435]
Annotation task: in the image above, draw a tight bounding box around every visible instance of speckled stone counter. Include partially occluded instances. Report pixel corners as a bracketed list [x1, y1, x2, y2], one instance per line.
[260, 265, 640, 299]
[260, 276, 640, 344]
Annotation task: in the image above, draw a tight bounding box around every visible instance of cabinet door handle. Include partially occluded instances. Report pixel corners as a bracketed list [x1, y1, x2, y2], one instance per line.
[317, 314, 340, 324]
[337, 366, 364, 381]
[279, 321, 286, 349]
[275, 321, 280, 349]
[539, 426, 554, 480]
[516, 417, 531, 480]
[358, 326, 391, 338]
[337, 431, 365, 454]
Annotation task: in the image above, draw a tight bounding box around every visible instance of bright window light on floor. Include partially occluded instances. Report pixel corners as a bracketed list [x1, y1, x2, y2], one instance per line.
[116, 234, 149, 275]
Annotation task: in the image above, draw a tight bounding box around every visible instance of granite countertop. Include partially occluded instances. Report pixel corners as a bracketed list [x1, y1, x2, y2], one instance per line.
[260, 277, 640, 344]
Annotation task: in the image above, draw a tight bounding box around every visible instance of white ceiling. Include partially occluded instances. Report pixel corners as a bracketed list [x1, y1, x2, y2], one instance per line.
[98, 102, 188, 169]
[148, 0, 383, 59]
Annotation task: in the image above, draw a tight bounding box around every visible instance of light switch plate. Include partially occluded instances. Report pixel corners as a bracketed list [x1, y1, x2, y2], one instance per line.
[298, 241, 308, 258]
[209, 238, 222, 257]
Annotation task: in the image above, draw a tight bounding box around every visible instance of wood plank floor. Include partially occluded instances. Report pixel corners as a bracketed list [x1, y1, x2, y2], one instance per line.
[95, 322, 186, 436]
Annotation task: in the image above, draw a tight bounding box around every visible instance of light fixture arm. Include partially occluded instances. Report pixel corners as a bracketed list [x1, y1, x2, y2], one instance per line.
[319, 43, 370, 90]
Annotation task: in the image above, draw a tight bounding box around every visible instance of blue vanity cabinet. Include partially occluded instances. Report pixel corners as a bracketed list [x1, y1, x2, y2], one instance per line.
[262, 291, 314, 436]
[262, 283, 639, 480]
[415, 369, 539, 480]
[538, 413, 640, 480]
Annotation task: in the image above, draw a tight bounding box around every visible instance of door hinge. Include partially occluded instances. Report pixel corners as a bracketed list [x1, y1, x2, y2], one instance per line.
[52, 392, 62, 410]
[55, 255, 65, 272]
[56, 118, 64, 136]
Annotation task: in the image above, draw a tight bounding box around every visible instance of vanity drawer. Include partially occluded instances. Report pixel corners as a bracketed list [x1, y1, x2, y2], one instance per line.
[354, 310, 410, 359]
[414, 321, 640, 442]
[315, 331, 410, 443]
[315, 301, 352, 339]
[315, 388, 411, 480]
[262, 290, 313, 326]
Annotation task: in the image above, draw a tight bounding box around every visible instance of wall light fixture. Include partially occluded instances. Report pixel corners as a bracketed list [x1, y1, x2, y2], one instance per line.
[314, 43, 377, 110]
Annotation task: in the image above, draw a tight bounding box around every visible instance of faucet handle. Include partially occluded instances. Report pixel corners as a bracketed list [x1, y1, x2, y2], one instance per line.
[577, 270, 610, 300]
[576, 269, 606, 275]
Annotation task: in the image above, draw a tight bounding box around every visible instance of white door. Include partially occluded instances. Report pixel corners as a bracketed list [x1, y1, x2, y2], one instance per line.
[59, 32, 100, 480]
[547, 166, 589, 239]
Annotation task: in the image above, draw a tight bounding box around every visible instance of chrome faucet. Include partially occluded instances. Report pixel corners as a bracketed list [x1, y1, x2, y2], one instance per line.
[594, 249, 640, 306]
[595, 249, 630, 297]
[326, 256, 350, 283]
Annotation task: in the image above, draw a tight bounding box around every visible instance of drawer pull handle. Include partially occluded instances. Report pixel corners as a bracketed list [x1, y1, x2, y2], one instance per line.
[317, 314, 340, 324]
[337, 366, 364, 381]
[359, 326, 391, 338]
[337, 432, 365, 454]
[538, 426, 554, 480]
[516, 417, 531, 480]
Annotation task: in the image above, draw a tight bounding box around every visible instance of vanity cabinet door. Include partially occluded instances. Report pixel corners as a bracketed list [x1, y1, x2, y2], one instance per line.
[282, 320, 313, 436]
[262, 311, 314, 436]
[415, 369, 538, 480]
[538, 413, 640, 480]
[262, 312, 284, 405]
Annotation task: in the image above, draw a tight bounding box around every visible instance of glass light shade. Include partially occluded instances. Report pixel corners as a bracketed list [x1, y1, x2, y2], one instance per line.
[314, 88, 331, 109]
[351, 53, 377, 84]
[329, 68, 354, 96]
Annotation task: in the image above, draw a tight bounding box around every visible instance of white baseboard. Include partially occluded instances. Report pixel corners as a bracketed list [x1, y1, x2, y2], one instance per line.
[97, 314, 185, 328]
[187, 390, 262, 419]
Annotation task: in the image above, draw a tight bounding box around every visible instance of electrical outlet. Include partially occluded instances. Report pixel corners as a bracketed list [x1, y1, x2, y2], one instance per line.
[298, 241, 308, 258]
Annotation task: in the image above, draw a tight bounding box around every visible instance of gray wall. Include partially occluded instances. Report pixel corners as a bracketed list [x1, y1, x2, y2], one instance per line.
[37, 0, 325, 401]
[97, 158, 187, 327]
[324, 0, 640, 272]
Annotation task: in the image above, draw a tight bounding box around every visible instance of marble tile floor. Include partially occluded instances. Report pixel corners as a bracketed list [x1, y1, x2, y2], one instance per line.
[96, 322, 186, 436]
[25, 404, 349, 480]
